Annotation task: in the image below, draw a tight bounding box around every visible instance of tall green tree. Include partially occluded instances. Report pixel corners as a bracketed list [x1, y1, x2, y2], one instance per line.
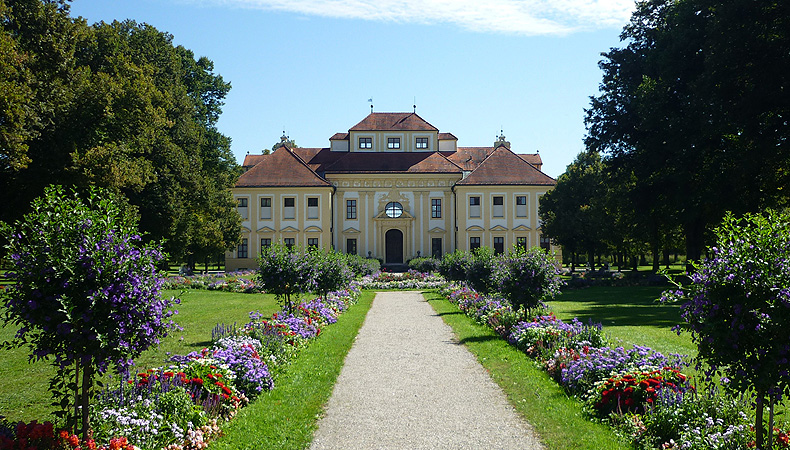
[585, 0, 790, 268]
[0, 1, 240, 262]
[539, 151, 609, 270]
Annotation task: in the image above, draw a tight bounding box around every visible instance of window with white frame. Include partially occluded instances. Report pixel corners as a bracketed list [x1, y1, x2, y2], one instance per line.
[492, 196, 504, 218]
[307, 197, 319, 219]
[387, 137, 400, 149]
[283, 197, 295, 219]
[431, 198, 442, 218]
[493, 236, 505, 254]
[359, 137, 372, 149]
[237, 198, 248, 220]
[346, 199, 357, 219]
[416, 137, 428, 149]
[237, 238, 248, 258]
[469, 196, 481, 218]
[260, 197, 272, 219]
[516, 195, 527, 217]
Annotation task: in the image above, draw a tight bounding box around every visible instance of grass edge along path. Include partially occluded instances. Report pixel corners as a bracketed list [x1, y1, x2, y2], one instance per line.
[210, 290, 375, 450]
[425, 292, 632, 450]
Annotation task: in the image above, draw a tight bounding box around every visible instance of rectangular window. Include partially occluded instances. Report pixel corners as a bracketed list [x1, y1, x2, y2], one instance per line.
[260, 197, 272, 219]
[516, 236, 527, 249]
[387, 137, 400, 149]
[431, 198, 442, 218]
[469, 237, 481, 250]
[260, 238, 271, 250]
[284, 238, 295, 249]
[237, 238, 248, 259]
[346, 199, 357, 219]
[359, 137, 372, 149]
[307, 197, 319, 219]
[307, 238, 319, 248]
[237, 198, 248, 220]
[346, 238, 357, 255]
[493, 196, 504, 218]
[469, 196, 481, 218]
[540, 235, 551, 251]
[283, 197, 295, 219]
[416, 137, 428, 149]
[431, 238, 442, 259]
[494, 236, 505, 254]
[516, 195, 527, 217]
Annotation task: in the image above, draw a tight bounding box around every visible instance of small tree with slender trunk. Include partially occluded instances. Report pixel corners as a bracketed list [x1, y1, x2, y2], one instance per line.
[0, 185, 179, 438]
[663, 210, 790, 449]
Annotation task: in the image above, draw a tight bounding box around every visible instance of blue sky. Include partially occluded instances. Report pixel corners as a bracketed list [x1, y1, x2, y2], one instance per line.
[68, 0, 636, 178]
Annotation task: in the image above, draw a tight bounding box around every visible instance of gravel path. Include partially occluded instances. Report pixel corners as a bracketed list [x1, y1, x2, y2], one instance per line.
[309, 291, 545, 450]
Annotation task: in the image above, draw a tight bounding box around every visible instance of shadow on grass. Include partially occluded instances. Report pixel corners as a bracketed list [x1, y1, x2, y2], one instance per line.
[551, 286, 681, 328]
[458, 335, 501, 345]
[432, 311, 464, 317]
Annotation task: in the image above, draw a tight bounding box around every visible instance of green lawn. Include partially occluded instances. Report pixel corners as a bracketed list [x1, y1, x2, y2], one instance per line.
[548, 286, 697, 359]
[0, 289, 280, 423]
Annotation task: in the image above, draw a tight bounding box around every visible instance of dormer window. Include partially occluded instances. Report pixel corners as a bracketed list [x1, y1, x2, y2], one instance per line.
[416, 137, 428, 149]
[359, 137, 372, 149]
[387, 138, 400, 149]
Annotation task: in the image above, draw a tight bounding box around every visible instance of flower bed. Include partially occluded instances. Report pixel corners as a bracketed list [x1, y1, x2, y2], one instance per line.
[162, 270, 261, 293]
[357, 270, 447, 290]
[0, 286, 360, 449]
[439, 283, 789, 449]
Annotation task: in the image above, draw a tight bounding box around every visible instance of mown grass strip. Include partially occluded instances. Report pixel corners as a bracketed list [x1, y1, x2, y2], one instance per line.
[211, 290, 375, 450]
[425, 292, 631, 450]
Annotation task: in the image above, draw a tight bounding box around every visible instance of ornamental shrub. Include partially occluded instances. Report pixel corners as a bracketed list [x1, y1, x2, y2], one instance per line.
[257, 243, 315, 313]
[408, 256, 439, 273]
[309, 248, 354, 299]
[463, 247, 497, 294]
[344, 254, 380, 277]
[439, 250, 467, 282]
[497, 246, 563, 318]
[662, 210, 790, 448]
[0, 185, 179, 437]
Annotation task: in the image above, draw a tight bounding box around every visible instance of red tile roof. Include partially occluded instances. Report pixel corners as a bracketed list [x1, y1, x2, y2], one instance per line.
[330, 133, 349, 140]
[456, 147, 556, 186]
[324, 151, 462, 174]
[438, 132, 457, 140]
[293, 147, 345, 173]
[349, 113, 438, 132]
[236, 147, 332, 187]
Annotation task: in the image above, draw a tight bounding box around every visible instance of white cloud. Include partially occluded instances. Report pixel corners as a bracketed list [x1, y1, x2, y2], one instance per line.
[201, 0, 635, 35]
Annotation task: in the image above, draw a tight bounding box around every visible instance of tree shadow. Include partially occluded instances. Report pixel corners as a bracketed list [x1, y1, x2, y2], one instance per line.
[552, 286, 682, 328]
[458, 335, 500, 345]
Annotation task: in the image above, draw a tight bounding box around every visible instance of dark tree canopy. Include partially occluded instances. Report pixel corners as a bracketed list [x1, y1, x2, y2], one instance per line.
[584, 0, 790, 265]
[0, 0, 241, 263]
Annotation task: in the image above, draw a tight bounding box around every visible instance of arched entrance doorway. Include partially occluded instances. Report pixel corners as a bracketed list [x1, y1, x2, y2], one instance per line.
[385, 229, 403, 264]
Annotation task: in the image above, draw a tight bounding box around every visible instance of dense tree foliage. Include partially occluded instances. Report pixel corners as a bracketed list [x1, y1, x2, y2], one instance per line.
[0, 0, 240, 263]
[584, 0, 790, 266]
[539, 151, 609, 271]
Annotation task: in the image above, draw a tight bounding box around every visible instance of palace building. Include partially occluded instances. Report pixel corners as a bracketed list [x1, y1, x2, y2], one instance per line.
[225, 112, 559, 270]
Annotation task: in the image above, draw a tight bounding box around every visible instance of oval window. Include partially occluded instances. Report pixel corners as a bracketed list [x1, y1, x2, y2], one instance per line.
[385, 201, 403, 218]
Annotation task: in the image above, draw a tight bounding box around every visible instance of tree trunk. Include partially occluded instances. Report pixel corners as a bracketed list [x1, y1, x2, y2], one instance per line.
[663, 248, 670, 269]
[685, 218, 705, 272]
[756, 391, 765, 450]
[588, 249, 596, 271]
[81, 363, 93, 439]
[570, 252, 576, 273]
[73, 360, 80, 435]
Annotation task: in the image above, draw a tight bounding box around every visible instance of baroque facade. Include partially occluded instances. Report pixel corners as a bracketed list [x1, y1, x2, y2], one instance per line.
[225, 112, 559, 270]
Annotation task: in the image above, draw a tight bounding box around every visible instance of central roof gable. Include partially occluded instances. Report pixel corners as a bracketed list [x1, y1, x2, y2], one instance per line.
[349, 112, 438, 132]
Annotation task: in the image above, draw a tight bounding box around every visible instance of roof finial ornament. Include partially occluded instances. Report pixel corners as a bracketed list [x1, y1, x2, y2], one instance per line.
[494, 129, 511, 149]
[368, 98, 373, 114]
[413, 96, 416, 113]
